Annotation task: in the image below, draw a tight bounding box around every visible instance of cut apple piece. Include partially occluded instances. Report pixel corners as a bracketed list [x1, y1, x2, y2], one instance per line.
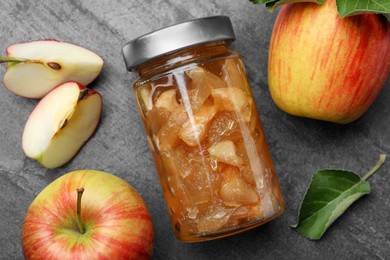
[157, 104, 188, 151]
[179, 104, 217, 146]
[208, 140, 243, 167]
[197, 206, 236, 233]
[219, 165, 260, 207]
[221, 58, 248, 90]
[186, 66, 227, 89]
[22, 81, 102, 168]
[212, 87, 249, 111]
[211, 87, 252, 122]
[2, 40, 104, 98]
[185, 83, 212, 111]
[139, 85, 153, 112]
[155, 89, 178, 112]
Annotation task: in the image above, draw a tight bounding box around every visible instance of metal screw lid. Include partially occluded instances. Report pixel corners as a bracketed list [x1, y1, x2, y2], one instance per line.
[122, 15, 236, 71]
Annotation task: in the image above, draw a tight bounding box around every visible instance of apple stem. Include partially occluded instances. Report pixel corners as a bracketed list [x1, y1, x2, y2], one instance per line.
[0, 57, 29, 64]
[0, 57, 61, 70]
[76, 188, 85, 234]
[362, 154, 386, 181]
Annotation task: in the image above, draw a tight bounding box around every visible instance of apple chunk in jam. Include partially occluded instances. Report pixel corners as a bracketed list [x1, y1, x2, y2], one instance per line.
[134, 58, 284, 241]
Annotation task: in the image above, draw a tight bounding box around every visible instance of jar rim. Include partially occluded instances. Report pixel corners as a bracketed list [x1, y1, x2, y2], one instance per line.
[122, 15, 236, 72]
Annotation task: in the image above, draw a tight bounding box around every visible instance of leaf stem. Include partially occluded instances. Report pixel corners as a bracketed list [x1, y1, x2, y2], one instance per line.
[76, 188, 85, 234]
[362, 154, 386, 181]
[0, 57, 29, 64]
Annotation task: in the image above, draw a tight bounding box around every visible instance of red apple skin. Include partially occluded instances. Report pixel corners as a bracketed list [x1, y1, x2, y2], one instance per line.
[22, 170, 154, 260]
[268, 0, 390, 124]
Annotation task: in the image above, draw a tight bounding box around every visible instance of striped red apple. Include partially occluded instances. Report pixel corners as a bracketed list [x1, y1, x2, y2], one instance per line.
[22, 170, 154, 260]
[268, 0, 390, 124]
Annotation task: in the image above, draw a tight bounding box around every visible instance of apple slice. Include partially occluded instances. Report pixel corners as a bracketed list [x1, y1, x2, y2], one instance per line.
[1, 40, 104, 98]
[22, 81, 102, 168]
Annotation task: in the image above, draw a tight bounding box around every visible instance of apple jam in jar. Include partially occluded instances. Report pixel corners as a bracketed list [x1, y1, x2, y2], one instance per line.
[122, 16, 284, 242]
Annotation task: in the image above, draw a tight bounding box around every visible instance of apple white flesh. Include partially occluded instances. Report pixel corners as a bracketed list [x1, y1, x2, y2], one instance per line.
[22, 81, 102, 168]
[2, 40, 104, 98]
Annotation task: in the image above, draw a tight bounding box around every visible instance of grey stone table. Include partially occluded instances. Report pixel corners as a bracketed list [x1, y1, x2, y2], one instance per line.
[0, 1, 389, 259]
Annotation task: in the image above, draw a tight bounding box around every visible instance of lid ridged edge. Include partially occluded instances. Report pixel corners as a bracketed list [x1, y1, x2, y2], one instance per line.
[122, 16, 235, 71]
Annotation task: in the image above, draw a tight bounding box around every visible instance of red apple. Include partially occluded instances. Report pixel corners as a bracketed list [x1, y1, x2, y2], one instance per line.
[268, 0, 390, 124]
[22, 170, 154, 259]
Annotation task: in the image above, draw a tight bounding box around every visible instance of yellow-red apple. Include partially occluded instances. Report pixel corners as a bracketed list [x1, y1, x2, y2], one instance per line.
[268, 0, 390, 124]
[22, 170, 154, 260]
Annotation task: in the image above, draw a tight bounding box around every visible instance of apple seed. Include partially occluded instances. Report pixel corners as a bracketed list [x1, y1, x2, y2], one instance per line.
[78, 89, 89, 100]
[47, 62, 61, 70]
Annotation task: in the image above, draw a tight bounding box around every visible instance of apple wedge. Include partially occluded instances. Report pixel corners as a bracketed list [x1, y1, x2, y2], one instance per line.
[22, 81, 102, 168]
[1, 40, 104, 98]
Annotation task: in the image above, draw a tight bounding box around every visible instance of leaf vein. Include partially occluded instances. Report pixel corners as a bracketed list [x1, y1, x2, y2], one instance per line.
[299, 180, 367, 225]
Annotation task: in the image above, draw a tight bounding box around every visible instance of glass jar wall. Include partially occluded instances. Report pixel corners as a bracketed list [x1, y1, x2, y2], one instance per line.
[123, 16, 284, 242]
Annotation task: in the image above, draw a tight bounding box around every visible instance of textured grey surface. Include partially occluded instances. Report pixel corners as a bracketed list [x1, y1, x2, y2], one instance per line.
[0, 0, 389, 259]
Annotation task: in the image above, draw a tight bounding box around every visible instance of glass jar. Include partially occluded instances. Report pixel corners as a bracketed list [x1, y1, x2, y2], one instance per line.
[122, 16, 284, 242]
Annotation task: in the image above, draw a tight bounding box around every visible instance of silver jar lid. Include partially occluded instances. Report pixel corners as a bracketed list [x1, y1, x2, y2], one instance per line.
[122, 15, 236, 71]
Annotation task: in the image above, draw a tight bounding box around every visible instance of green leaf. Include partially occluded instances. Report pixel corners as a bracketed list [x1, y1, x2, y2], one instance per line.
[249, 0, 276, 5]
[292, 154, 386, 240]
[249, 0, 390, 19]
[265, 0, 323, 12]
[336, 0, 390, 18]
